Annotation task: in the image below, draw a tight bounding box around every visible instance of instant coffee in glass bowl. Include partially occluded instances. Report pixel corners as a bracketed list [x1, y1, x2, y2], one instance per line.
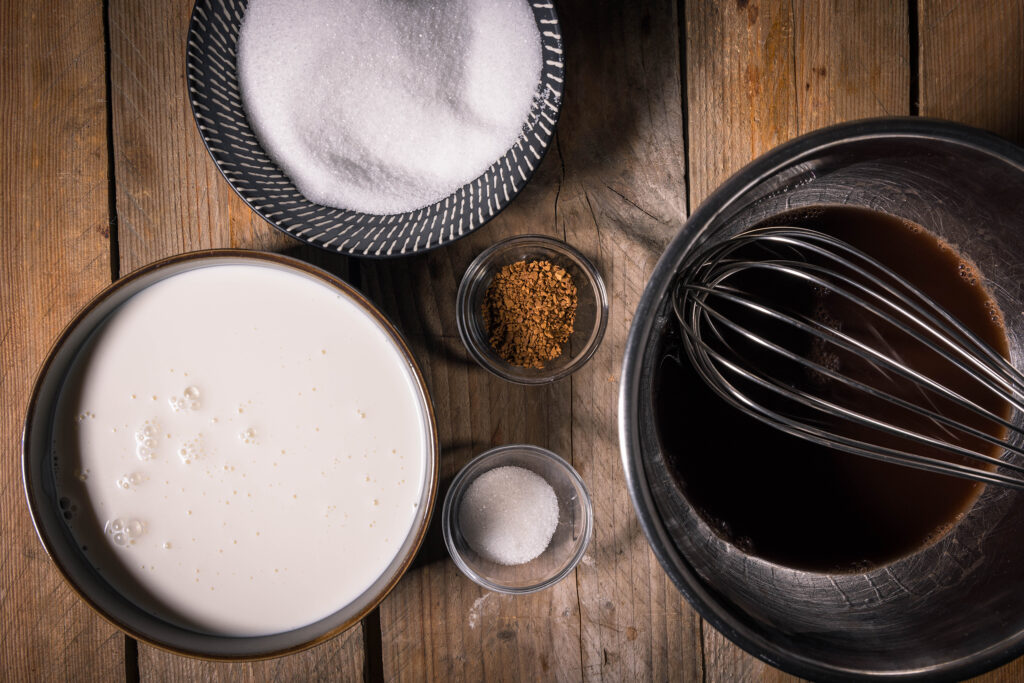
[456, 235, 608, 384]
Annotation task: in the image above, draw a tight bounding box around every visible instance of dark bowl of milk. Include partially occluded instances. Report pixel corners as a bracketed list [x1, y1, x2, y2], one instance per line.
[620, 117, 1024, 681]
[23, 250, 439, 659]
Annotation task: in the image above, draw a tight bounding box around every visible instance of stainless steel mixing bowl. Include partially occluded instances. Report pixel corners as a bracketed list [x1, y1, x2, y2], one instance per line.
[620, 118, 1024, 680]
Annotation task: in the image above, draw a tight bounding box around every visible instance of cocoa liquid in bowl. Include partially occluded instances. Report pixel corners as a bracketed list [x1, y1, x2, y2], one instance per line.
[655, 205, 1012, 572]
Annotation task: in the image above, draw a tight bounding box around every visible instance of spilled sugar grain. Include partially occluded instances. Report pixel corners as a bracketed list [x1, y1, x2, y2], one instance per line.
[460, 466, 559, 566]
[237, 0, 543, 215]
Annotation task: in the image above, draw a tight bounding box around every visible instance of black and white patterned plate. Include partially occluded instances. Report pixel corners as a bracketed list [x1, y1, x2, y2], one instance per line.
[186, 0, 564, 258]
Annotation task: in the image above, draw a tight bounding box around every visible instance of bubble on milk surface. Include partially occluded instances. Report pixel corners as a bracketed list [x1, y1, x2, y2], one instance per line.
[183, 386, 201, 409]
[134, 421, 159, 461]
[117, 472, 146, 490]
[105, 517, 145, 547]
[169, 386, 202, 412]
[178, 435, 205, 464]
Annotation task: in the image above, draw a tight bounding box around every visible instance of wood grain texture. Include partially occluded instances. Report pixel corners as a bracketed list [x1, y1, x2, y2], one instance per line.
[969, 653, 1024, 682]
[135, 627, 365, 683]
[686, 0, 910, 206]
[921, 4, 1024, 680]
[360, 77, 582, 683]
[108, 0, 363, 678]
[686, 0, 798, 207]
[686, 1, 908, 680]
[920, 0, 1024, 145]
[0, 0, 123, 680]
[359, 0, 699, 678]
[108, 0, 292, 275]
[793, 0, 911, 129]
[558, 0, 700, 681]
[7, 0, 1024, 679]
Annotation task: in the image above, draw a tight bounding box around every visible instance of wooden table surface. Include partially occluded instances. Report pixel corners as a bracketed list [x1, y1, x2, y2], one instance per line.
[3, 0, 1024, 680]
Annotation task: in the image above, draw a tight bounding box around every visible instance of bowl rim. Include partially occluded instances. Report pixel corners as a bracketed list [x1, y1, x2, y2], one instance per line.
[441, 443, 593, 594]
[21, 248, 440, 661]
[184, 0, 565, 258]
[618, 116, 1024, 681]
[455, 234, 609, 385]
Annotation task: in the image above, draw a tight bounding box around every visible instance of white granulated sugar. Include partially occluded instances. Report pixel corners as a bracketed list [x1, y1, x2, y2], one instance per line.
[237, 0, 543, 215]
[459, 465, 559, 566]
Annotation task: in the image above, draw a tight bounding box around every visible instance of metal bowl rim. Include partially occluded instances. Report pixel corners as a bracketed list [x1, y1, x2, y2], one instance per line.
[618, 116, 1024, 681]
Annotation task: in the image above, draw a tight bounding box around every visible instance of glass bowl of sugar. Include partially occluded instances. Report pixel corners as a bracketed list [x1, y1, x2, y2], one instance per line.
[456, 234, 609, 385]
[442, 444, 593, 594]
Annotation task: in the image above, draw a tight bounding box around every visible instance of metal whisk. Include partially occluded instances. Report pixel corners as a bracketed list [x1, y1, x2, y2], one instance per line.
[673, 226, 1024, 489]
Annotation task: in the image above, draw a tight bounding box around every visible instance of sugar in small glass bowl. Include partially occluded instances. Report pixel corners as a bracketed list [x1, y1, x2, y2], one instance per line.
[442, 444, 593, 594]
[456, 235, 608, 384]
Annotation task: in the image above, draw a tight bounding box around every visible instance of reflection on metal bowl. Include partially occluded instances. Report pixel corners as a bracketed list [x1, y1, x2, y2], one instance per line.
[620, 118, 1024, 680]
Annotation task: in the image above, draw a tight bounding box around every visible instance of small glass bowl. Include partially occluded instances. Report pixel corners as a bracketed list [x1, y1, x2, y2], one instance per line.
[456, 234, 608, 384]
[442, 444, 593, 594]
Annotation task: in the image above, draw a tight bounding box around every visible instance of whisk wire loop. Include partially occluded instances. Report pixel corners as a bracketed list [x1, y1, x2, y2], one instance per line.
[689, 227, 1024, 395]
[683, 278, 1024, 439]
[682, 290, 1024, 466]
[698, 360, 1024, 489]
[753, 231, 1024, 394]
[674, 226, 1024, 490]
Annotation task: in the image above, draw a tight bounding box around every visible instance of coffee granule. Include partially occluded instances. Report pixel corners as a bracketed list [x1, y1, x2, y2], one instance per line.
[482, 259, 578, 369]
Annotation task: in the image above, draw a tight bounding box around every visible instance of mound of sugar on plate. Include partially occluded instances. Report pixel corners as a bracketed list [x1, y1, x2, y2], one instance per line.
[237, 0, 542, 215]
[459, 465, 559, 566]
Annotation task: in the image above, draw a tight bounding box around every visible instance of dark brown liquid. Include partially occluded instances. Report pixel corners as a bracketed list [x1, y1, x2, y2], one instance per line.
[656, 206, 1011, 572]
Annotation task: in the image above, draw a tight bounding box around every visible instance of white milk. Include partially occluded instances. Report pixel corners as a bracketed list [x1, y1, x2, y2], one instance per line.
[54, 263, 429, 637]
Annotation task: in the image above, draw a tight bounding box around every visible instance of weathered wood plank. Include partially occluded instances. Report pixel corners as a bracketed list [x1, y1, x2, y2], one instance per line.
[686, 0, 798, 208]
[360, 87, 582, 683]
[108, 0, 293, 276]
[921, 4, 1024, 679]
[107, 0, 364, 677]
[559, 0, 700, 680]
[687, 0, 910, 207]
[968, 655, 1024, 683]
[361, 0, 698, 678]
[794, 0, 911, 129]
[0, 1, 123, 680]
[10, 0, 1023, 680]
[685, 0, 909, 680]
[134, 627, 365, 682]
[920, 0, 1023, 145]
